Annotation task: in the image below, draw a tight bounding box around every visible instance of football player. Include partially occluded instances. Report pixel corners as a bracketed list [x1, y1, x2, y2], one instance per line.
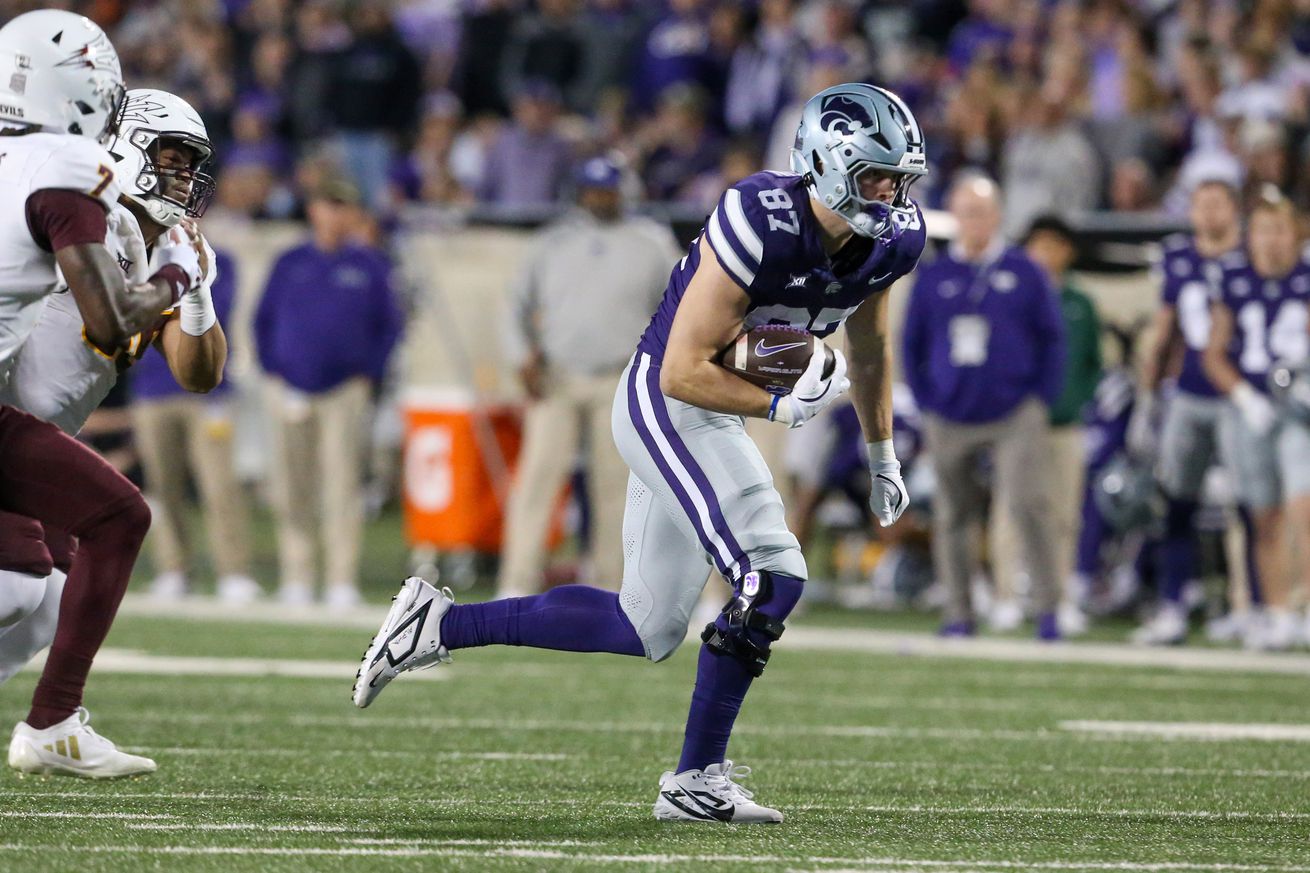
[1134, 178, 1248, 645]
[0, 87, 225, 764]
[1202, 192, 1310, 651]
[0, 11, 205, 777]
[354, 83, 927, 821]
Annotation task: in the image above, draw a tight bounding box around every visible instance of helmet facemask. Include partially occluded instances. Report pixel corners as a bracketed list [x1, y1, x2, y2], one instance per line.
[802, 147, 922, 241]
[124, 132, 216, 227]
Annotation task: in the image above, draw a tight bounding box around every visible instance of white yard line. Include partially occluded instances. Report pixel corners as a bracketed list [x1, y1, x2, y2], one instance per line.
[1, 793, 1305, 821]
[0, 844, 1305, 872]
[0, 812, 175, 820]
[125, 823, 354, 833]
[18, 648, 447, 682]
[127, 746, 569, 761]
[1061, 721, 1310, 742]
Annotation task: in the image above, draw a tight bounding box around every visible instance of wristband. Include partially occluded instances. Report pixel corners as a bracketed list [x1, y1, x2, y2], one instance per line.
[180, 282, 217, 336]
[768, 393, 781, 422]
[150, 264, 190, 307]
[867, 438, 897, 464]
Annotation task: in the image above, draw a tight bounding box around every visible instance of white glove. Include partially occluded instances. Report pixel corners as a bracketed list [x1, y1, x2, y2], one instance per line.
[157, 225, 217, 335]
[768, 346, 849, 428]
[868, 440, 909, 527]
[152, 224, 203, 290]
[1232, 382, 1277, 436]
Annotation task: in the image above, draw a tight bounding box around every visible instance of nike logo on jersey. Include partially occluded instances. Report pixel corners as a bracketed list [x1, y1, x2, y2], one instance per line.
[755, 340, 807, 357]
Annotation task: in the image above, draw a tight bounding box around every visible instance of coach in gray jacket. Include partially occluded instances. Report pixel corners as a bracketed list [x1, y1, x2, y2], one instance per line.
[499, 157, 681, 596]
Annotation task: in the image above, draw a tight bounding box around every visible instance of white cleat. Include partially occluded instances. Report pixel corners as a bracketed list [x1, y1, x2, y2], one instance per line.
[8, 708, 155, 779]
[1205, 611, 1249, 644]
[217, 574, 262, 606]
[653, 761, 783, 823]
[352, 576, 453, 708]
[1131, 605, 1187, 646]
[987, 599, 1024, 632]
[1058, 602, 1090, 637]
[148, 570, 187, 601]
[1245, 609, 1299, 652]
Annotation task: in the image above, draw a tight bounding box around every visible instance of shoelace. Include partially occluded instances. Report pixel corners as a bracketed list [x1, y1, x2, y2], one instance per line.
[703, 760, 755, 801]
[73, 707, 116, 750]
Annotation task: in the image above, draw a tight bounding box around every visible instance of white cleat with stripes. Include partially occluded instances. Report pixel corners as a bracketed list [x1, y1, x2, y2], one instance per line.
[8, 707, 156, 778]
[352, 576, 454, 708]
[654, 760, 783, 823]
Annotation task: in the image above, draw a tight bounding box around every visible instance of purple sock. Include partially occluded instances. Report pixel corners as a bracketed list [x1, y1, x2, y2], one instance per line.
[676, 573, 804, 774]
[1160, 497, 1199, 604]
[439, 585, 645, 656]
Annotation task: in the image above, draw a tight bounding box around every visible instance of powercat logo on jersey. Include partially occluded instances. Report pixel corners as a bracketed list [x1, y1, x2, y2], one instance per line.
[820, 94, 877, 137]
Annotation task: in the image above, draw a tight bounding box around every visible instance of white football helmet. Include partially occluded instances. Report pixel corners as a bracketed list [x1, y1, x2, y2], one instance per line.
[0, 10, 124, 143]
[106, 89, 215, 228]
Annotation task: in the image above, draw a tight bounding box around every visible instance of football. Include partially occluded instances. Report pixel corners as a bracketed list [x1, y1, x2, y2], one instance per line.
[718, 324, 835, 394]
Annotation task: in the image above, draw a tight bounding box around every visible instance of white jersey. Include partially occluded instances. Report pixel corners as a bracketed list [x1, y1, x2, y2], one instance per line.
[0, 203, 173, 436]
[0, 131, 121, 367]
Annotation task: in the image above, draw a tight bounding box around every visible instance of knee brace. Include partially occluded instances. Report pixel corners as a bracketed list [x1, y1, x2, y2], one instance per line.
[700, 570, 800, 677]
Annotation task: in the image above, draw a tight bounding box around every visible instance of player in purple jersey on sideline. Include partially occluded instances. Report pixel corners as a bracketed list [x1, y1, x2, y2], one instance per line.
[1133, 179, 1250, 645]
[353, 83, 929, 822]
[1203, 193, 1310, 651]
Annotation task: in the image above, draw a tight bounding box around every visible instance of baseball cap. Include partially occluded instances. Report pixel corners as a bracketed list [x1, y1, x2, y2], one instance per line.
[575, 157, 623, 190]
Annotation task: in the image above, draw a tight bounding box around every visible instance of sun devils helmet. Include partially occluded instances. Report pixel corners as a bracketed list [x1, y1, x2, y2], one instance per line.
[790, 83, 928, 241]
[0, 10, 125, 143]
[106, 89, 216, 228]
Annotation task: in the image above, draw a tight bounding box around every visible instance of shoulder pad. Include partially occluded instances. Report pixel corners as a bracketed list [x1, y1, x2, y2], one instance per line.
[704, 174, 797, 292]
[29, 135, 120, 214]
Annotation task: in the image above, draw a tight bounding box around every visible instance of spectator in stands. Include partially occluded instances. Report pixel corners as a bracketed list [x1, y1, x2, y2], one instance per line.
[500, 0, 586, 111]
[1001, 69, 1103, 238]
[639, 84, 725, 203]
[723, 0, 805, 138]
[992, 215, 1102, 635]
[284, 0, 351, 148]
[254, 179, 405, 609]
[478, 80, 573, 208]
[631, 0, 714, 111]
[498, 157, 680, 596]
[453, 0, 521, 117]
[575, 0, 653, 111]
[945, 0, 1016, 76]
[902, 175, 1067, 639]
[330, 1, 423, 212]
[132, 249, 258, 606]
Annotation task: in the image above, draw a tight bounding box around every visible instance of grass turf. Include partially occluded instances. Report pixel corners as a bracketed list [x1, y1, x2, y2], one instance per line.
[2, 610, 1310, 872]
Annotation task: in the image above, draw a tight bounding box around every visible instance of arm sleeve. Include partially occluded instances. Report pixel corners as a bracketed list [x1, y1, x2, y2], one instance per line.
[24, 189, 108, 252]
[1034, 270, 1068, 407]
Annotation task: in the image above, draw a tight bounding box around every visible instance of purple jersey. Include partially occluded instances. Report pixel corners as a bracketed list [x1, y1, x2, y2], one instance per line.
[1212, 249, 1310, 394]
[637, 171, 926, 361]
[1157, 233, 1228, 398]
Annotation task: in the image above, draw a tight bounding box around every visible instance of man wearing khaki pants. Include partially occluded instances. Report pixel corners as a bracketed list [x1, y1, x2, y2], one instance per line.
[254, 180, 404, 609]
[498, 157, 681, 596]
[132, 247, 258, 603]
[901, 176, 1068, 639]
[990, 215, 1102, 635]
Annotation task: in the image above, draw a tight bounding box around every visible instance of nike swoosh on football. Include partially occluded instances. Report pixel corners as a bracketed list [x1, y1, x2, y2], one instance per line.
[754, 340, 808, 357]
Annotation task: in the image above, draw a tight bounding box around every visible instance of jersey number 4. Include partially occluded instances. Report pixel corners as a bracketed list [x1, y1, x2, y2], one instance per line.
[758, 189, 799, 235]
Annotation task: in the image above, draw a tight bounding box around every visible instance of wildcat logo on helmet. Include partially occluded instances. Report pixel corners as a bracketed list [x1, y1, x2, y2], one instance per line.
[819, 94, 878, 137]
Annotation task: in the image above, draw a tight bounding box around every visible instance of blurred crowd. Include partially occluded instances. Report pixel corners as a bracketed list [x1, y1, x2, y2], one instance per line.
[13, 0, 1310, 225]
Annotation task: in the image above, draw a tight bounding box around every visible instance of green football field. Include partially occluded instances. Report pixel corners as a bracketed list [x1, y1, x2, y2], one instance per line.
[2, 604, 1310, 872]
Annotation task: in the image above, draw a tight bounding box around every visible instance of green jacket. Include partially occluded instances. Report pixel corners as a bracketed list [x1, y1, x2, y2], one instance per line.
[1050, 283, 1102, 427]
